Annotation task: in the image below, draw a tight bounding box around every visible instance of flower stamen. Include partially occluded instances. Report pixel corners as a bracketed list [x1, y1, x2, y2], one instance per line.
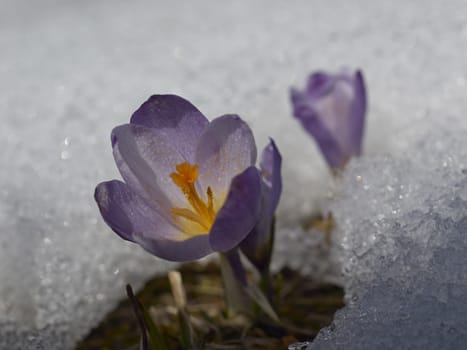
[170, 162, 217, 233]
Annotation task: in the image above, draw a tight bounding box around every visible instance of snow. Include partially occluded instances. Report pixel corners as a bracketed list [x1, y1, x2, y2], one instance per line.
[308, 122, 467, 349]
[2, 0, 467, 349]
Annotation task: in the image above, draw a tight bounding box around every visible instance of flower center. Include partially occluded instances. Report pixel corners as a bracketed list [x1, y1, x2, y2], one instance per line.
[170, 162, 216, 234]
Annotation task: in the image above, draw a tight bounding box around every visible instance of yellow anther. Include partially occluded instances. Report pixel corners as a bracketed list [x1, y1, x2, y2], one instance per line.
[170, 162, 217, 236]
[170, 162, 199, 189]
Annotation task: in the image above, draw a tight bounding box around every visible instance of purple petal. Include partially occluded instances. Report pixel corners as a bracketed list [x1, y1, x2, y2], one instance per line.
[259, 139, 282, 215]
[209, 167, 262, 252]
[349, 70, 366, 155]
[111, 123, 190, 213]
[195, 115, 257, 195]
[134, 233, 212, 262]
[130, 95, 208, 162]
[306, 71, 334, 97]
[94, 180, 212, 261]
[95, 180, 137, 241]
[240, 140, 282, 271]
[290, 87, 302, 106]
[291, 101, 347, 169]
[94, 180, 177, 241]
[312, 78, 355, 153]
[313, 70, 365, 159]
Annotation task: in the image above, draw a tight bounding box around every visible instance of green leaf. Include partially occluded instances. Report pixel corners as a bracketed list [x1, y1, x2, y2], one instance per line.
[244, 283, 279, 322]
[219, 252, 279, 322]
[126, 284, 169, 350]
[141, 305, 170, 350]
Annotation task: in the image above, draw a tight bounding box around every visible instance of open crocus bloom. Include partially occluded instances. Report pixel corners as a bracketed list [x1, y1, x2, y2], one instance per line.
[95, 95, 278, 262]
[290, 69, 366, 170]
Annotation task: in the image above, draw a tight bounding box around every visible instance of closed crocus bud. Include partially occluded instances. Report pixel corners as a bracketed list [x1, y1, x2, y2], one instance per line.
[290, 69, 367, 171]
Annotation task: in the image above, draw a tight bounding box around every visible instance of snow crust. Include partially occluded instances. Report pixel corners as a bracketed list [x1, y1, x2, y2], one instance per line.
[308, 120, 467, 349]
[2, 0, 467, 349]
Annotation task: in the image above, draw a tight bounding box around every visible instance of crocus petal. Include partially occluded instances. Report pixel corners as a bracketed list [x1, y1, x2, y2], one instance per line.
[311, 78, 355, 154]
[94, 180, 212, 261]
[94, 180, 178, 241]
[195, 114, 257, 195]
[259, 139, 282, 214]
[306, 71, 335, 97]
[292, 102, 347, 169]
[134, 233, 212, 262]
[290, 87, 302, 107]
[348, 70, 366, 155]
[314, 70, 366, 158]
[111, 123, 191, 212]
[130, 94, 209, 162]
[240, 139, 282, 271]
[209, 166, 262, 252]
[95, 180, 137, 242]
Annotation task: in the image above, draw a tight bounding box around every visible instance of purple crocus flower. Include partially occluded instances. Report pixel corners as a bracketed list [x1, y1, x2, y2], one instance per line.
[290, 69, 367, 170]
[95, 94, 279, 262]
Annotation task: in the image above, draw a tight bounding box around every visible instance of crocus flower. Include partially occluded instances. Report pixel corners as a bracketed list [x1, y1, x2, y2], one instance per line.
[95, 94, 279, 262]
[290, 69, 367, 170]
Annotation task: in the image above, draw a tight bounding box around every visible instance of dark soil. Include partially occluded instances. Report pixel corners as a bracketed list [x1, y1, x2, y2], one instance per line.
[75, 262, 344, 350]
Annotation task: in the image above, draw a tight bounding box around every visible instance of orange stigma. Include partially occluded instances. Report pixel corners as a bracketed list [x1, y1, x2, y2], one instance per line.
[170, 162, 216, 235]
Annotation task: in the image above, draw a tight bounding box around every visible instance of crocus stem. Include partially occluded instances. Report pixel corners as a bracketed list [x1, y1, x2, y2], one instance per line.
[260, 216, 275, 304]
[218, 251, 252, 318]
[259, 264, 274, 306]
[168, 271, 197, 350]
[219, 250, 279, 322]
